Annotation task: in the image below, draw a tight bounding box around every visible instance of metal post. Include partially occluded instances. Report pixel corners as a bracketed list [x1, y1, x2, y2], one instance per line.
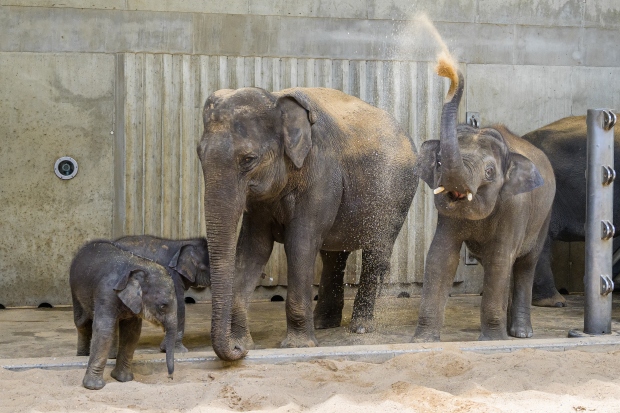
[584, 109, 616, 335]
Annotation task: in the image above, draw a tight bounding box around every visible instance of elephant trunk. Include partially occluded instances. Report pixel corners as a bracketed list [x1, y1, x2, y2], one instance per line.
[204, 174, 248, 362]
[436, 56, 468, 194]
[164, 316, 177, 378]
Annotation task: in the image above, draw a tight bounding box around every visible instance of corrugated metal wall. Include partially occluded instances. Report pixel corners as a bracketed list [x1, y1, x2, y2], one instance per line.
[117, 53, 457, 287]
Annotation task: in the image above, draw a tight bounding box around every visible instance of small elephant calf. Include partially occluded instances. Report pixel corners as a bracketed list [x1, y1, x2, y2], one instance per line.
[112, 235, 210, 352]
[70, 241, 178, 390]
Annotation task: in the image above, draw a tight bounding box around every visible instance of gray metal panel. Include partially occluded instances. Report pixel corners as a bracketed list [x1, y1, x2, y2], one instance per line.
[117, 54, 449, 288]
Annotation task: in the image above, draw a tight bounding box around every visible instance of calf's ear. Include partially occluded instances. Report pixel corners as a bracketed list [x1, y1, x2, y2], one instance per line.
[501, 152, 544, 197]
[113, 270, 144, 315]
[416, 140, 440, 188]
[169, 245, 197, 284]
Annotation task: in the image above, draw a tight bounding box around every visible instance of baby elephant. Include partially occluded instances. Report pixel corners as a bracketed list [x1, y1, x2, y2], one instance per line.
[113, 235, 210, 352]
[70, 241, 177, 390]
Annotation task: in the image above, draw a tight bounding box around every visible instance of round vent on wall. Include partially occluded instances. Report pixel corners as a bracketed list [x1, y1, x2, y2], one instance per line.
[54, 157, 78, 180]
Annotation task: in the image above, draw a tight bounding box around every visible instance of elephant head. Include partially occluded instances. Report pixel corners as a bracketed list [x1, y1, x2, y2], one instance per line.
[113, 268, 178, 377]
[416, 56, 543, 220]
[169, 241, 211, 289]
[197, 87, 312, 361]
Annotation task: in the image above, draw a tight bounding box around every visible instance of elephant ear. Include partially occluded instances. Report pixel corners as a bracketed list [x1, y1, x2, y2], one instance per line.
[169, 245, 197, 284]
[276, 96, 312, 169]
[501, 152, 544, 197]
[113, 270, 144, 315]
[416, 140, 441, 188]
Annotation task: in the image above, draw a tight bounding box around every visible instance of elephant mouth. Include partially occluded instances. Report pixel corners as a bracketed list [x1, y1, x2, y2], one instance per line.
[447, 190, 468, 202]
[434, 186, 474, 203]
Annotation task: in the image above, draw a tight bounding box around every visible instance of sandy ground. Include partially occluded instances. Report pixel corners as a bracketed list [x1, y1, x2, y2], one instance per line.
[3, 347, 620, 412]
[3, 296, 620, 412]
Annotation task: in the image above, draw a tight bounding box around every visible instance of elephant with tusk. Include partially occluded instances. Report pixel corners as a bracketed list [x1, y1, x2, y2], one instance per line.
[414, 53, 556, 341]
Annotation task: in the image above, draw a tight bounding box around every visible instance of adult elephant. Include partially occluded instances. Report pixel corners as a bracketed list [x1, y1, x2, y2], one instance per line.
[197, 87, 418, 361]
[522, 116, 620, 306]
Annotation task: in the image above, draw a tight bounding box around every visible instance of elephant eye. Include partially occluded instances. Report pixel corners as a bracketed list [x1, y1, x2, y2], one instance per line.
[158, 304, 167, 311]
[240, 155, 258, 170]
[485, 166, 495, 180]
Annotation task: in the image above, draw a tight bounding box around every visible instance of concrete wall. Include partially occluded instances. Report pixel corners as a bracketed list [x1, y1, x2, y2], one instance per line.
[1, 0, 619, 305]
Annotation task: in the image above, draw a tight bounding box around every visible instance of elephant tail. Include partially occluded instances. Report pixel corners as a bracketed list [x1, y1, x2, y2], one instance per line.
[435, 51, 459, 101]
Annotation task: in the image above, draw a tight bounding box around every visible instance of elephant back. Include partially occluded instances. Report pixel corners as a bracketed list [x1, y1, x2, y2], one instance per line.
[276, 87, 417, 166]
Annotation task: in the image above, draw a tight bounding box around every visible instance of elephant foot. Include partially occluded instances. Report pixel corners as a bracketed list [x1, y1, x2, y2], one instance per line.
[76, 349, 89, 357]
[111, 366, 134, 383]
[314, 314, 342, 330]
[313, 303, 343, 330]
[509, 315, 533, 338]
[532, 292, 566, 308]
[412, 328, 440, 343]
[348, 317, 374, 334]
[108, 349, 118, 359]
[509, 324, 533, 338]
[82, 374, 106, 390]
[280, 332, 318, 348]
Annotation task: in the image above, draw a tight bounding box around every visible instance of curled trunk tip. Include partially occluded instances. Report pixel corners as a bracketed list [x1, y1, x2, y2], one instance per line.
[436, 51, 459, 100]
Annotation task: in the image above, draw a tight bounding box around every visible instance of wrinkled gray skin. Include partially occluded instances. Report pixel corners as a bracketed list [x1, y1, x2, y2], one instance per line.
[414, 71, 555, 341]
[523, 116, 620, 306]
[113, 235, 210, 353]
[198, 87, 418, 361]
[70, 241, 177, 390]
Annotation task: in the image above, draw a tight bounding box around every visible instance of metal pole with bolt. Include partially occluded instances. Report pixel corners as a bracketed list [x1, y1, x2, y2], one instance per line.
[583, 109, 616, 334]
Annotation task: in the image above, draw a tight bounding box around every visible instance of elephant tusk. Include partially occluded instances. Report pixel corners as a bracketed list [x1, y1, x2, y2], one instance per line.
[467, 192, 473, 201]
[433, 186, 445, 194]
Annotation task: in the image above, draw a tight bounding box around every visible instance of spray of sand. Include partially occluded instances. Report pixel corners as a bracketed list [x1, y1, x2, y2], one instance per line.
[410, 13, 459, 98]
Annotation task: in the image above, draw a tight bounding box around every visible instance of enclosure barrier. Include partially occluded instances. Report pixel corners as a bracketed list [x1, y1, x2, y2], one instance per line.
[583, 108, 617, 335]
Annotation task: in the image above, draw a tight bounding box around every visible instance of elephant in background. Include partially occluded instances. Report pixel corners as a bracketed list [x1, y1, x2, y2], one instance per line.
[522, 116, 620, 305]
[197, 86, 418, 361]
[113, 235, 210, 353]
[414, 55, 555, 341]
[70, 241, 177, 390]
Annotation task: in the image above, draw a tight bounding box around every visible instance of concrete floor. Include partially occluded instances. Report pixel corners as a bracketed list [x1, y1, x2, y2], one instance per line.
[1, 294, 619, 360]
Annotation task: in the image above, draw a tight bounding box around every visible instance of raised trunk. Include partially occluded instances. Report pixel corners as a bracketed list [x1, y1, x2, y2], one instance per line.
[204, 177, 247, 362]
[164, 321, 176, 378]
[439, 71, 468, 192]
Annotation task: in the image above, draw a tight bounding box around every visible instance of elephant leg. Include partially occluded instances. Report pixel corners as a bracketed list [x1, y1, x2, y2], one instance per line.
[414, 221, 463, 342]
[161, 274, 188, 353]
[83, 314, 116, 390]
[76, 320, 93, 356]
[73, 295, 92, 356]
[111, 317, 142, 383]
[509, 253, 537, 338]
[479, 257, 514, 341]
[108, 321, 119, 359]
[532, 235, 566, 307]
[231, 212, 274, 351]
[314, 250, 350, 329]
[281, 234, 321, 348]
[349, 249, 390, 334]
